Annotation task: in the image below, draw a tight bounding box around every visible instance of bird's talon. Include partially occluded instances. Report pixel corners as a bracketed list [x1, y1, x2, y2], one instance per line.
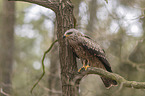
[78, 65, 86, 72]
[78, 65, 90, 72]
[85, 65, 90, 70]
[78, 68, 82, 72]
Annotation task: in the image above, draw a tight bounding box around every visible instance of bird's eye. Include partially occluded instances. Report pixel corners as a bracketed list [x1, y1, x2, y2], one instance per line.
[66, 32, 73, 35]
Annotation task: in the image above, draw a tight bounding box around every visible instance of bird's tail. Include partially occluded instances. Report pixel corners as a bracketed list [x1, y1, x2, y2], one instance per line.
[101, 76, 117, 88]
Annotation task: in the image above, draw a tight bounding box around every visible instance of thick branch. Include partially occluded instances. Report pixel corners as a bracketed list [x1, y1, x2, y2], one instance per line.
[8, 0, 58, 11]
[74, 67, 145, 89]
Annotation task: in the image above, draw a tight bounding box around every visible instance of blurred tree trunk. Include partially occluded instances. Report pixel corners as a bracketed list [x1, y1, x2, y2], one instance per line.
[72, 0, 81, 28]
[0, 0, 15, 95]
[48, 21, 61, 96]
[86, 0, 97, 37]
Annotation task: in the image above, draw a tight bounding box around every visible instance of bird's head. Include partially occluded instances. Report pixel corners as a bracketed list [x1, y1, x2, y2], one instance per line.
[63, 29, 84, 39]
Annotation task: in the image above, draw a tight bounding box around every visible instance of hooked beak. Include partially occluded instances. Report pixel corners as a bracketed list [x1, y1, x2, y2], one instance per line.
[63, 34, 69, 39]
[63, 35, 66, 39]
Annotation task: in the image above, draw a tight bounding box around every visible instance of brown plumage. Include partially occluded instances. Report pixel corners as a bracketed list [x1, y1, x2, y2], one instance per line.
[63, 29, 117, 88]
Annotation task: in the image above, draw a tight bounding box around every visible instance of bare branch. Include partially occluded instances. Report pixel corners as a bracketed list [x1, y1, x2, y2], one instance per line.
[8, 0, 59, 11]
[73, 67, 145, 89]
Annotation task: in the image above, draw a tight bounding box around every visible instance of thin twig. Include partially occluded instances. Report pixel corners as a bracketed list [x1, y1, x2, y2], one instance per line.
[30, 39, 58, 93]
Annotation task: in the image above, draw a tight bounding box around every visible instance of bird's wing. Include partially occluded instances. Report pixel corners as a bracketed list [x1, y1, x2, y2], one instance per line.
[78, 36, 112, 72]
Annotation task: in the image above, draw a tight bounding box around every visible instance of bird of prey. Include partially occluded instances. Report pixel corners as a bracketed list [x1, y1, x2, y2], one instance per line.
[63, 29, 117, 88]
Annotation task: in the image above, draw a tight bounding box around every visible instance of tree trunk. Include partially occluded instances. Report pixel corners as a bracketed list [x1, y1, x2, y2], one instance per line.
[55, 2, 78, 96]
[0, 0, 15, 95]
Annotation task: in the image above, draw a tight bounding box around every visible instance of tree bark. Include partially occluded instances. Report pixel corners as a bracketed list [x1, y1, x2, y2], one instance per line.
[0, 0, 15, 95]
[56, 2, 78, 96]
